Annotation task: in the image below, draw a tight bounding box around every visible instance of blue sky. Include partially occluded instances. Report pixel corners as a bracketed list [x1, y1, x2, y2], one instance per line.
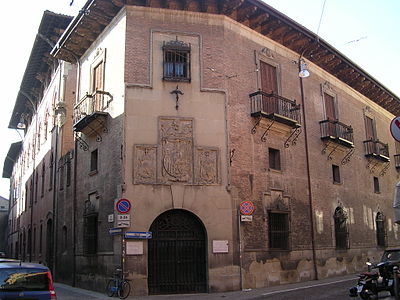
[0, 0, 398, 199]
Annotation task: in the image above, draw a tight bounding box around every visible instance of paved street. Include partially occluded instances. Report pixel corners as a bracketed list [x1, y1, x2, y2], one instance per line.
[54, 274, 396, 300]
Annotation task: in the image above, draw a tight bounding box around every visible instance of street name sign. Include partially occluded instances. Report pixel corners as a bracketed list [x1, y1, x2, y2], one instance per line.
[109, 228, 123, 235]
[125, 231, 152, 239]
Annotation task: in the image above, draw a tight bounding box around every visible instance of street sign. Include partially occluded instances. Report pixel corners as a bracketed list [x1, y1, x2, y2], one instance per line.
[109, 228, 123, 235]
[239, 201, 254, 215]
[116, 198, 131, 214]
[241, 215, 253, 222]
[117, 220, 130, 228]
[390, 117, 400, 142]
[125, 231, 152, 239]
[117, 214, 130, 221]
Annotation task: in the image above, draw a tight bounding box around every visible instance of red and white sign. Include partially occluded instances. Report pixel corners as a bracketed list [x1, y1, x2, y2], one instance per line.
[116, 198, 131, 214]
[390, 117, 400, 142]
[239, 201, 255, 215]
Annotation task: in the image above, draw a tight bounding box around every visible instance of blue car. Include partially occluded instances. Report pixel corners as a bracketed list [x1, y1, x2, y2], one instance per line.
[0, 261, 57, 299]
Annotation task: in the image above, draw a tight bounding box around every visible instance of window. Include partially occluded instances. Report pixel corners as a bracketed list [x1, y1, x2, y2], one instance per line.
[163, 40, 191, 82]
[269, 148, 281, 170]
[334, 207, 348, 249]
[324, 92, 337, 121]
[374, 177, 380, 193]
[365, 116, 376, 141]
[49, 152, 53, 191]
[93, 61, 104, 111]
[376, 212, 386, 247]
[332, 165, 341, 183]
[66, 156, 71, 187]
[83, 214, 98, 255]
[59, 161, 64, 191]
[41, 163, 45, 197]
[260, 61, 278, 94]
[90, 149, 98, 173]
[268, 212, 289, 250]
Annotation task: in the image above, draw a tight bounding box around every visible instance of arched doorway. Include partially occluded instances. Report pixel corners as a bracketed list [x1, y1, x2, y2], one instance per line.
[148, 209, 207, 294]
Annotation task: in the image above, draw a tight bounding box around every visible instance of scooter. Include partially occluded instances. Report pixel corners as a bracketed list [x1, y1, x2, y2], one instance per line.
[349, 261, 396, 299]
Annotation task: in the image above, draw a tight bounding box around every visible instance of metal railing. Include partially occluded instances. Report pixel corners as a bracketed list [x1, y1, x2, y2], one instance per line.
[363, 139, 389, 159]
[73, 90, 113, 124]
[250, 91, 301, 124]
[319, 119, 354, 145]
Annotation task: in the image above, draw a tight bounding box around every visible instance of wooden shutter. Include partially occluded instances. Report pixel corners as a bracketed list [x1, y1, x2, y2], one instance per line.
[93, 62, 104, 110]
[365, 116, 376, 140]
[324, 93, 336, 120]
[260, 61, 278, 94]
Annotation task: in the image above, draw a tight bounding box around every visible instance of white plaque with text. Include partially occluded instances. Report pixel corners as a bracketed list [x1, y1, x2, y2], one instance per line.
[212, 240, 229, 253]
[126, 241, 143, 255]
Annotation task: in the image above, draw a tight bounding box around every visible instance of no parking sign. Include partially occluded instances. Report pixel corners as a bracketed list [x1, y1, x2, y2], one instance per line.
[116, 198, 131, 214]
[390, 116, 400, 142]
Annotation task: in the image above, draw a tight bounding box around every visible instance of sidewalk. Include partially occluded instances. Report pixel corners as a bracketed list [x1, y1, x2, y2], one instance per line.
[55, 273, 358, 300]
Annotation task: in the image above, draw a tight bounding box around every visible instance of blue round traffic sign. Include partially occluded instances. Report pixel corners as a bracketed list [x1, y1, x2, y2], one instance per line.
[116, 198, 131, 214]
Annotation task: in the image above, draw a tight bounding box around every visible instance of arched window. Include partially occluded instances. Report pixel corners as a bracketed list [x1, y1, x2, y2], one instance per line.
[334, 207, 348, 249]
[376, 212, 387, 247]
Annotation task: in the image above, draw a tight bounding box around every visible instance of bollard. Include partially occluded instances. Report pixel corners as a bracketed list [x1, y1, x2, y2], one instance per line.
[394, 265, 399, 300]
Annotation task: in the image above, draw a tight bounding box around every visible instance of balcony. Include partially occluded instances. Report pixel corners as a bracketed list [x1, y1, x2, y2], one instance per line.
[73, 90, 112, 135]
[250, 91, 301, 128]
[363, 139, 390, 162]
[394, 154, 400, 169]
[319, 119, 354, 148]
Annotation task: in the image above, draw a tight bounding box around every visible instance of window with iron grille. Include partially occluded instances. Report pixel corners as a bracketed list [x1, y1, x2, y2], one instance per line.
[268, 211, 289, 250]
[332, 164, 341, 183]
[374, 177, 380, 193]
[83, 214, 98, 255]
[334, 207, 348, 249]
[163, 40, 191, 82]
[269, 148, 281, 170]
[376, 212, 386, 247]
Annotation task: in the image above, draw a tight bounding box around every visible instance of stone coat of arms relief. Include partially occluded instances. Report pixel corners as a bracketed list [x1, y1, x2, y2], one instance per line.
[133, 117, 220, 185]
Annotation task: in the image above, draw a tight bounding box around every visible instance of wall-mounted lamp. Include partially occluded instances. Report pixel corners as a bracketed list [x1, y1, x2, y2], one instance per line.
[299, 59, 310, 78]
[16, 115, 26, 129]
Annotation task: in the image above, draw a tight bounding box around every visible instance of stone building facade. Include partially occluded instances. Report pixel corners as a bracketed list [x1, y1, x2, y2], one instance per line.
[4, 0, 400, 296]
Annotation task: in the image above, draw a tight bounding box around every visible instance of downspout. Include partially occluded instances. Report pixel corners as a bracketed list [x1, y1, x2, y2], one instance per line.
[298, 58, 318, 280]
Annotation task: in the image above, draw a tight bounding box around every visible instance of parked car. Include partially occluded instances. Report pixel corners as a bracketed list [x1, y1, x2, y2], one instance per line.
[0, 261, 56, 299]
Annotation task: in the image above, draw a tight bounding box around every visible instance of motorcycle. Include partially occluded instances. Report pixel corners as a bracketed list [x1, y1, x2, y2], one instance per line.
[349, 261, 397, 299]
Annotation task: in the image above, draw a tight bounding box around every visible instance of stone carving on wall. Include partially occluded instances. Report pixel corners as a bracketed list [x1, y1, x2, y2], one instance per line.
[134, 145, 157, 184]
[195, 147, 219, 184]
[133, 116, 220, 185]
[160, 117, 193, 183]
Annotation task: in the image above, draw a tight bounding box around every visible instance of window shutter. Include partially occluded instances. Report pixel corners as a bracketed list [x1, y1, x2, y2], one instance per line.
[260, 61, 278, 94]
[324, 93, 336, 120]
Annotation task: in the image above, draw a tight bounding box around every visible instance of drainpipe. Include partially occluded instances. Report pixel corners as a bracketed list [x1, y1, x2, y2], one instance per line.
[298, 57, 318, 280]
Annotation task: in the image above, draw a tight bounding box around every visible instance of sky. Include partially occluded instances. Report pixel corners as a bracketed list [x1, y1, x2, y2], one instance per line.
[0, 0, 399, 199]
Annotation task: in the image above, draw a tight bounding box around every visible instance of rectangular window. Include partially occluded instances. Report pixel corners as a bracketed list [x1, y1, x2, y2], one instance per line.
[269, 148, 281, 170]
[163, 40, 191, 82]
[90, 149, 98, 173]
[365, 116, 376, 141]
[260, 61, 278, 94]
[268, 212, 289, 250]
[374, 177, 380, 193]
[332, 165, 341, 183]
[84, 214, 98, 255]
[66, 157, 71, 187]
[324, 93, 336, 121]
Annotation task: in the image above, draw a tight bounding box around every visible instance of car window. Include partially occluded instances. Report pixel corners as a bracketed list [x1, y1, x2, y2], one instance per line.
[0, 268, 49, 291]
[382, 251, 400, 262]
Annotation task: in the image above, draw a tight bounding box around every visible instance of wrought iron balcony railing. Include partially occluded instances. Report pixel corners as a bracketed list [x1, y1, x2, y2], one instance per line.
[363, 139, 390, 162]
[73, 90, 113, 125]
[394, 154, 400, 169]
[250, 91, 301, 127]
[319, 119, 354, 148]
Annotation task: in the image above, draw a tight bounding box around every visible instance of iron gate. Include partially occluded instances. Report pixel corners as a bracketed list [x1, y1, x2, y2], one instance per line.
[148, 210, 207, 294]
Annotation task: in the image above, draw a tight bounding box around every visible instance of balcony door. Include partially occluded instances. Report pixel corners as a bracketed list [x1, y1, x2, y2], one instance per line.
[260, 61, 278, 94]
[324, 93, 337, 136]
[365, 116, 376, 141]
[93, 62, 104, 111]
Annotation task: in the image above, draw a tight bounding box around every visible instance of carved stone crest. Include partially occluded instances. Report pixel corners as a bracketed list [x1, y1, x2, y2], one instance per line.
[133, 116, 220, 185]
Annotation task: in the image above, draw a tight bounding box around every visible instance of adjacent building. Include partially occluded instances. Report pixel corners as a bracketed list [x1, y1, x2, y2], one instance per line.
[3, 0, 400, 296]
